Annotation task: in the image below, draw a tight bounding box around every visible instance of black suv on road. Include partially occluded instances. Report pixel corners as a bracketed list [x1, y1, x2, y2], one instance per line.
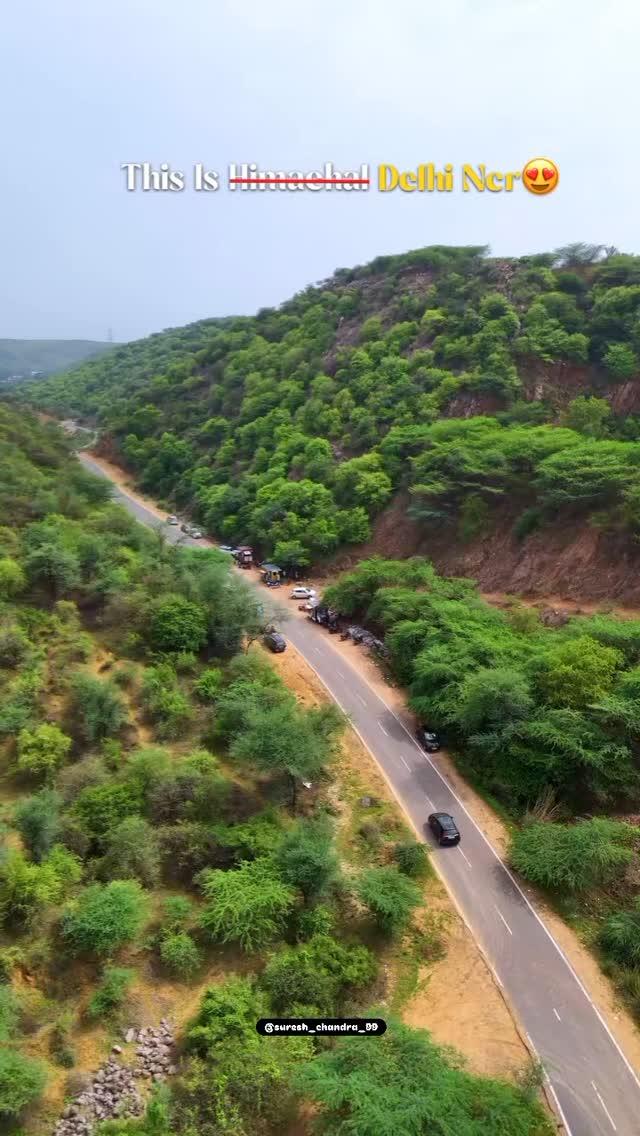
[416, 725, 441, 752]
[263, 632, 286, 653]
[427, 812, 461, 846]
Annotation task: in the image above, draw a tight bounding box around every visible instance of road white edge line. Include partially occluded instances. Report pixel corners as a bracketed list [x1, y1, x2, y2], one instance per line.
[545, 1077, 573, 1136]
[592, 1082, 617, 1131]
[494, 904, 513, 935]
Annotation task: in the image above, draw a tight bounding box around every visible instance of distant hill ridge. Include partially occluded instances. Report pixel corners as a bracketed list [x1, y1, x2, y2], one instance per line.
[0, 338, 115, 381]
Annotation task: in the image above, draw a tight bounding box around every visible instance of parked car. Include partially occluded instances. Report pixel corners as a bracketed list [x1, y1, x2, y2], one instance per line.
[167, 515, 179, 525]
[416, 725, 441, 753]
[263, 631, 286, 653]
[218, 545, 236, 554]
[190, 529, 203, 539]
[290, 586, 316, 600]
[428, 812, 460, 847]
[180, 523, 192, 534]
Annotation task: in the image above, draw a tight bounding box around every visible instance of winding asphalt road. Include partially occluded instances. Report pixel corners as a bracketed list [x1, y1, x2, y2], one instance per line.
[81, 452, 640, 1136]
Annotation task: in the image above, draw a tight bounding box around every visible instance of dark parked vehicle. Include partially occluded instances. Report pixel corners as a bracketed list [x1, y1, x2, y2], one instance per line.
[416, 725, 441, 753]
[263, 631, 286, 653]
[428, 812, 460, 846]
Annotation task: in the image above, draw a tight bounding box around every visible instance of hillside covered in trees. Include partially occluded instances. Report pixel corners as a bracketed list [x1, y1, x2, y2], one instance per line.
[0, 340, 113, 382]
[15, 243, 640, 597]
[0, 407, 553, 1135]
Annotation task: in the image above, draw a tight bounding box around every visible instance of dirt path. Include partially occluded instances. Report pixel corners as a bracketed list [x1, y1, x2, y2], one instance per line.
[81, 448, 640, 1078]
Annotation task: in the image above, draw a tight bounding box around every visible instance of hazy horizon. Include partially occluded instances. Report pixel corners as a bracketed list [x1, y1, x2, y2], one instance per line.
[3, 0, 638, 343]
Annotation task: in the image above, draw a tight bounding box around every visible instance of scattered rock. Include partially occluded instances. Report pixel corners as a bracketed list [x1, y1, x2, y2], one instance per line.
[53, 1021, 176, 1135]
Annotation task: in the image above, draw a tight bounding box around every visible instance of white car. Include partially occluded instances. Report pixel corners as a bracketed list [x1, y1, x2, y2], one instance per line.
[290, 586, 316, 600]
[190, 529, 203, 539]
[167, 515, 179, 525]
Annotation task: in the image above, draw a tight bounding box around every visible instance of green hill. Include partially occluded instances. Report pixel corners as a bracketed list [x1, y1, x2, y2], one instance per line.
[0, 337, 114, 381]
[12, 243, 640, 580]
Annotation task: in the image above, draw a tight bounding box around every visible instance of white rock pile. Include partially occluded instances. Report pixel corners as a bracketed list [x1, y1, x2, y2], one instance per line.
[53, 1020, 176, 1136]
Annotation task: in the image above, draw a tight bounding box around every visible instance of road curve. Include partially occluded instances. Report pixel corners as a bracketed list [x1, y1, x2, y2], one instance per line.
[80, 453, 640, 1136]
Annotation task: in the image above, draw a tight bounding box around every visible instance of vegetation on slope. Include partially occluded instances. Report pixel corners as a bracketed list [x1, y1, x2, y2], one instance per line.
[0, 341, 114, 382]
[15, 243, 640, 569]
[0, 408, 550, 1135]
[325, 556, 640, 1019]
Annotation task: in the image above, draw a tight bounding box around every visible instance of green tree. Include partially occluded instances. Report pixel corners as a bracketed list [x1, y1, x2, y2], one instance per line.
[510, 818, 635, 893]
[178, 978, 311, 1135]
[562, 396, 611, 438]
[0, 1049, 47, 1117]
[62, 880, 149, 955]
[230, 701, 342, 808]
[0, 556, 26, 599]
[276, 817, 338, 901]
[535, 637, 622, 709]
[199, 858, 295, 951]
[149, 596, 207, 654]
[262, 934, 376, 1015]
[17, 723, 72, 781]
[14, 789, 61, 862]
[0, 846, 81, 926]
[604, 342, 638, 378]
[101, 816, 161, 887]
[454, 667, 533, 733]
[357, 866, 422, 934]
[296, 1017, 553, 1135]
[71, 674, 127, 742]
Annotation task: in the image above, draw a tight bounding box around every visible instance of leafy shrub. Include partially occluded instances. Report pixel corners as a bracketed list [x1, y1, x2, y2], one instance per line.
[161, 895, 193, 933]
[296, 1017, 553, 1134]
[71, 674, 127, 742]
[62, 881, 148, 956]
[0, 557, 26, 600]
[276, 818, 338, 900]
[262, 934, 376, 1014]
[0, 1048, 47, 1116]
[100, 816, 161, 887]
[159, 932, 202, 978]
[86, 966, 135, 1020]
[0, 846, 82, 926]
[50, 1010, 75, 1067]
[14, 789, 61, 862]
[0, 623, 30, 667]
[0, 985, 19, 1041]
[199, 859, 295, 952]
[599, 899, 640, 968]
[193, 667, 223, 702]
[180, 978, 311, 1135]
[141, 663, 192, 739]
[17, 723, 72, 781]
[510, 819, 635, 893]
[357, 866, 422, 934]
[393, 840, 428, 878]
[74, 781, 142, 841]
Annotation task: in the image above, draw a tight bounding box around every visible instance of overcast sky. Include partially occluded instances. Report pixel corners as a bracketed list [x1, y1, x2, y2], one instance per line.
[2, 0, 638, 343]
